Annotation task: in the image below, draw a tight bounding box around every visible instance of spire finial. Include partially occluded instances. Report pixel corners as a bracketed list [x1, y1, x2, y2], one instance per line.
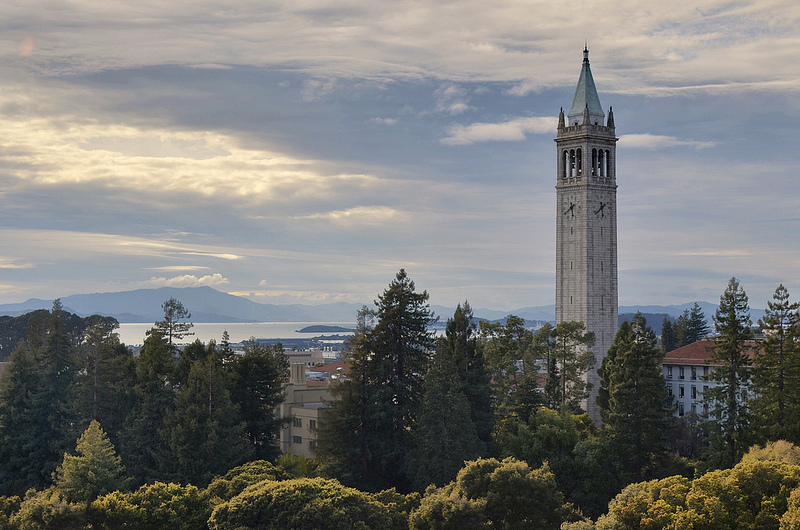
[584, 41, 589, 61]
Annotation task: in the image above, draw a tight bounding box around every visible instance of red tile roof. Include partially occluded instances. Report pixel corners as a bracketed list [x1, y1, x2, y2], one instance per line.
[315, 361, 349, 373]
[662, 339, 760, 366]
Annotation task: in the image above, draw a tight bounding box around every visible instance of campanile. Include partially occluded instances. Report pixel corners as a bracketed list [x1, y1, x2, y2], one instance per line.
[555, 47, 618, 424]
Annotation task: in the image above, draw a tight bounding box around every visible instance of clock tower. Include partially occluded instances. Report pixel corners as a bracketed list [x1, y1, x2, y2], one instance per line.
[555, 47, 618, 424]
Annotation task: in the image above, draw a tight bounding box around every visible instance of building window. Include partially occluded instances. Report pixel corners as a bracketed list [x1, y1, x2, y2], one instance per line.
[293, 417, 302, 428]
[667, 385, 673, 397]
[703, 385, 709, 397]
[678, 403, 684, 417]
[703, 366, 709, 377]
[691, 386, 697, 400]
[691, 403, 697, 415]
[691, 367, 697, 380]
[679, 366, 685, 380]
[292, 436, 302, 445]
[666, 366, 672, 379]
[679, 385, 684, 398]
[703, 403, 709, 415]
[309, 419, 317, 430]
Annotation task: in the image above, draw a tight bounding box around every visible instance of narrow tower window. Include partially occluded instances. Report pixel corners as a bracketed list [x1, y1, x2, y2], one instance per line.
[591, 149, 597, 175]
[576, 148, 582, 175]
[598, 150, 605, 177]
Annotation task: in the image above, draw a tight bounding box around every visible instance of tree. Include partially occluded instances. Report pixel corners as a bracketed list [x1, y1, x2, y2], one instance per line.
[660, 315, 677, 353]
[208, 477, 404, 530]
[0, 303, 79, 495]
[53, 420, 129, 503]
[551, 321, 595, 412]
[119, 330, 175, 486]
[74, 318, 136, 450]
[599, 314, 670, 481]
[441, 302, 493, 444]
[161, 341, 252, 486]
[705, 277, 755, 468]
[318, 270, 435, 492]
[751, 284, 800, 445]
[409, 342, 485, 490]
[228, 339, 288, 461]
[409, 457, 580, 530]
[480, 315, 539, 419]
[686, 302, 710, 344]
[150, 298, 194, 347]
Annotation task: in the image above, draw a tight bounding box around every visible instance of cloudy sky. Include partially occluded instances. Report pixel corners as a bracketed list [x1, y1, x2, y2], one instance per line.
[1, 0, 799, 313]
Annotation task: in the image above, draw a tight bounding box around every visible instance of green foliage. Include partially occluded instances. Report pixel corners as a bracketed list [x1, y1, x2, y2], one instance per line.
[660, 315, 677, 353]
[752, 285, 800, 445]
[705, 277, 755, 468]
[10, 489, 86, 530]
[0, 307, 79, 495]
[53, 420, 128, 503]
[208, 477, 401, 530]
[150, 297, 194, 347]
[228, 339, 288, 461]
[410, 340, 485, 490]
[409, 457, 579, 530]
[551, 321, 596, 412]
[205, 460, 291, 504]
[599, 314, 670, 481]
[742, 440, 800, 466]
[443, 302, 493, 444]
[127, 482, 209, 530]
[598, 456, 800, 529]
[161, 343, 252, 486]
[318, 270, 435, 492]
[276, 450, 319, 478]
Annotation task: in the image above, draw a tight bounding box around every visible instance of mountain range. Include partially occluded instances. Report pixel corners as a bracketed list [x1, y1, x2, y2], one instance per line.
[0, 286, 766, 325]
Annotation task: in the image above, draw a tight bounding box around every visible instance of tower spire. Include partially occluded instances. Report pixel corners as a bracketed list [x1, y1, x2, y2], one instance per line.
[568, 47, 604, 126]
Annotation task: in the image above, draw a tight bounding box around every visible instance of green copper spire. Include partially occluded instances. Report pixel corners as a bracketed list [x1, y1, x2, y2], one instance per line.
[567, 46, 605, 126]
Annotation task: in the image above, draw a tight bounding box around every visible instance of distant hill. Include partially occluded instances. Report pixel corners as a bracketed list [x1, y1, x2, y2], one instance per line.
[0, 288, 764, 328]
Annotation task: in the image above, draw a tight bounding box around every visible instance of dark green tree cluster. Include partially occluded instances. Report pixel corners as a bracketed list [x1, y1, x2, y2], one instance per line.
[318, 269, 437, 492]
[0, 298, 289, 495]
[661, 302, 710, 353]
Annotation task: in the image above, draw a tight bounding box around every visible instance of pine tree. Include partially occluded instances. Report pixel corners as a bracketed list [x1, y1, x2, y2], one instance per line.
[149, 297, 194, 347]
[0, 303, 78, 494]
[53, 420, 128, 503]
[228, 339, 289, 461]
[661, 316, 677, 353]
[441, 302, 493, 444]
[161, 342, 252, 486]
[318, 270, 435, 492]
[599, 314, 670, 481]
[751, 284, 800, 444]
[686, 302, 710, 343]
[410, 343, 485, 490]
[705, 277, 754, 468]
[551, 321, 595, 412]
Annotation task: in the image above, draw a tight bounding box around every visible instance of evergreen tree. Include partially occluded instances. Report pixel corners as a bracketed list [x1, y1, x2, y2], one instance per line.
[318, 270, 435, 492]
[0, 303, 78, 494]
[686, 302, 710, 343]
[410, 342, 485, 490]
[161, 341, 252, 486]
[751, 284, 800, 444]
[441, 302, 493, 443]
[661, 315, 677, 353]
[74, 318, 136, 450]
[53, 420, 128, 503]
[599, 314, 670, 481]
[551, 321, 595, 412]
[228, 339, 289, 461]
[480, 315, 538, 418]
[119, 330, 175, 486]
[150, 297, 194, 347]
[705, 277, 754, 468]
[674, 310, 689, 348]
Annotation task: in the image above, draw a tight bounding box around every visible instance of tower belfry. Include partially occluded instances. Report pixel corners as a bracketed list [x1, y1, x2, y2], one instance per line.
[555, 47, 618, 424]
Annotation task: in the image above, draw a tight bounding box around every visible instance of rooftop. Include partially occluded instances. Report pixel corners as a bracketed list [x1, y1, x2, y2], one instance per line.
[662, 339, 760, 366]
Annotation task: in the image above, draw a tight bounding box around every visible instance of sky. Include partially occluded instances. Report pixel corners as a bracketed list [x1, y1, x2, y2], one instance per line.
[1, 0, 799, 313]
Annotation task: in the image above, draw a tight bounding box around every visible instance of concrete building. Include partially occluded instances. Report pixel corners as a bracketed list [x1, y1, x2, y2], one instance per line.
[277, 363, 330, 458]
[555, 47, 618, 424]
[661, 339, 760, 418]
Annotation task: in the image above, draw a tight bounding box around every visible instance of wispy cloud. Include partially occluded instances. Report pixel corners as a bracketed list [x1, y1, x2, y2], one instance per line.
[619, 134, 717, 150]
[442, 116, 556, 145]
[140, 273, 230, 288]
